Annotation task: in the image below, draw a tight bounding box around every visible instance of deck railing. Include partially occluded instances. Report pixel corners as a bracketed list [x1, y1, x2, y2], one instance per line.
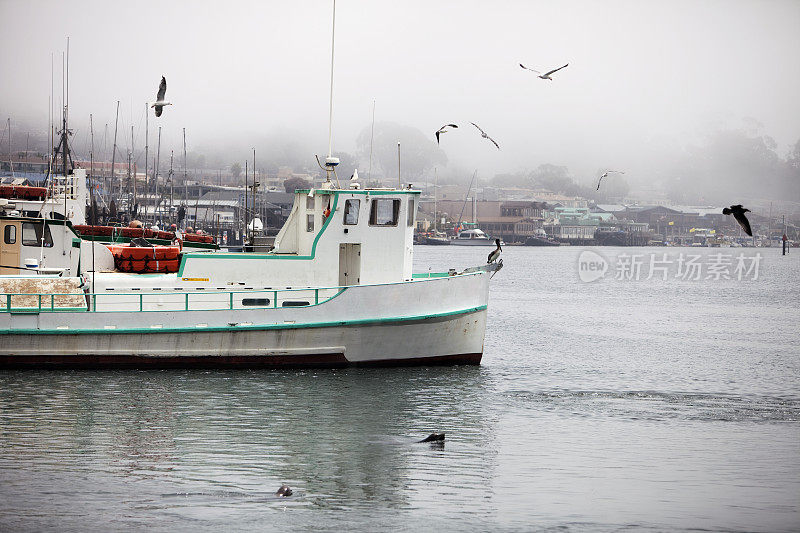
[0, 286, 346, 314]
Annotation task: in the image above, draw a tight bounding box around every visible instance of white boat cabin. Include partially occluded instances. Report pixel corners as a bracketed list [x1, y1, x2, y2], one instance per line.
[175, 188, 419, 287]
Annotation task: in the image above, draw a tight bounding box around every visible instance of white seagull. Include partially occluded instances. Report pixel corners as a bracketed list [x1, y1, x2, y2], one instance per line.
[150, 76, 172, 117]
[435, 123, 458, 145]
[596, 170, 625, 191]
[519, 63, 569, 80]
[470, 122, 500, 150]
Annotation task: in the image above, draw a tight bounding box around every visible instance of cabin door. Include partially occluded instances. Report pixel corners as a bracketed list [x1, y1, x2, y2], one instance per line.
[0, 221, 22, 275]
[338, 243, 361, 286]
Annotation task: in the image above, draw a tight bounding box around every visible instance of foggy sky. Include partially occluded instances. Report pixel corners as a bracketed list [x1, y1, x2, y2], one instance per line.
[2, 0, 799, 186]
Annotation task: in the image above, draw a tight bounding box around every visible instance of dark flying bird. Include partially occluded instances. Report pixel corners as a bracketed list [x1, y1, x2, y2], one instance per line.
[150, 76, 172, 117]
[435, 124, 458, 145]
[520, 62, 569, 80]
[722, 205, 753, 236]
[487, 239, 502, 264]
[596, 170, 625, 191]
[470, 122, 500, 149]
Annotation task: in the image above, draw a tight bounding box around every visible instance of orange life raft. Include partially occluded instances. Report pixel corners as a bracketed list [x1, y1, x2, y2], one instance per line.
[106, 244, 181, 273]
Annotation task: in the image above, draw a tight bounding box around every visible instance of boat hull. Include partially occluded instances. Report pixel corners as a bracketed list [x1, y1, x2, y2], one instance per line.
[0, 308, 485, 368]
[449, 239, 494, 246]
[0, 270, 492, 368]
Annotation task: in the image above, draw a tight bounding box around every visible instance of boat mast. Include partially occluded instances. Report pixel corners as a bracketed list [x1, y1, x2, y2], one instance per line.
[456, 170, 477, 231]
[5, 118, 11, 179]
[90, 113, 96, 292]
[131, 125, 136, 213]
[155, 126, 161, 224]
[169, 150, 174, 226]
[253, 148, 257, 238]
[62, 44, 68, 179]
[183, 128, 187, 209]
[110, 100, 119, 205]
[433, 167, 437, 232]
[244, 159, 248, 244]
[145, 103, 149, 224]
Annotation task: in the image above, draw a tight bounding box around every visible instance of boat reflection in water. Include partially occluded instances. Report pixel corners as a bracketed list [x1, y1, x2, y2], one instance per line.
[0, 367, 497, 527]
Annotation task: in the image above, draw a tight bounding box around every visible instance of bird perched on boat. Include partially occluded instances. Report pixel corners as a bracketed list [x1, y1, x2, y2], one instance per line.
[275, 485, 293, 497]
[151, 76, 172, 117]
[519, 62, 569, 80]
[487, 239, 502, 264]
[470, 122, 500, 149]
[435, 124, 458, 145]
[350, 169, 359, 181]
[722, 205, 753, 236]
[596, 170, 625, 191]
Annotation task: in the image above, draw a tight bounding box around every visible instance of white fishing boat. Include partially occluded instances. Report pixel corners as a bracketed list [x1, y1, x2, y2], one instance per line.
[0, 177, 502, 367]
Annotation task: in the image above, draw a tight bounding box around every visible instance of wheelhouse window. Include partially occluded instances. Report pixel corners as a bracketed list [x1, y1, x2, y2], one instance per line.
[22, 222, 53, 247]
[407, 198, 416, 227]
[306, 214, 315, 232]
[306, 196, 315, 210]
[343, 199, 360, 225]
[4, 225, 16, 244]
[369, 199, 400, 226]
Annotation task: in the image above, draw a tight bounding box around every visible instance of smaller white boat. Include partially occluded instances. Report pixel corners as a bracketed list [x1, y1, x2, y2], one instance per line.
[451, 225, 498, 246]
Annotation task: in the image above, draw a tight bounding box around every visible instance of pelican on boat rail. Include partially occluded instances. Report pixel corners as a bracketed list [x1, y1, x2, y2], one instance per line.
[1, 177, 502, 368]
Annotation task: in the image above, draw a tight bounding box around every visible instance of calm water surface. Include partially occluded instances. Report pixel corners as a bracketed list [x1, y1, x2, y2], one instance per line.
[1, 246, 798, 532]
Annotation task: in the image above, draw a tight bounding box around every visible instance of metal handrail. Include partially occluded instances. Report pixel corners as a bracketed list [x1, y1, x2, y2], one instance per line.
[0, 269, 480, 314]
[1, 286, 343, 314]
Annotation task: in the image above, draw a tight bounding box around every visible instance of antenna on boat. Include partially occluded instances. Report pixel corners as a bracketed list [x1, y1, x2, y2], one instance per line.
[320, 0, 340, 187]
[397, 142, 401, 190]
[368, 99, 375, 183]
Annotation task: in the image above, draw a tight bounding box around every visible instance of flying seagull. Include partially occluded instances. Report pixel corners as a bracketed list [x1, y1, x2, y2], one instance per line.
[519, 63, 569, 80]
[150, 76, 172, 117]
[435, 124, 458, 145]
[487, 239, 502, 264]
[470, 122, 500, 149]
[596, 170, 625, 191]
[722, 204, 753, 236]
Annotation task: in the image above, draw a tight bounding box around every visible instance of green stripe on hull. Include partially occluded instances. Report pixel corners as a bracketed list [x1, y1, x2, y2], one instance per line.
[0, 305, 487, 335]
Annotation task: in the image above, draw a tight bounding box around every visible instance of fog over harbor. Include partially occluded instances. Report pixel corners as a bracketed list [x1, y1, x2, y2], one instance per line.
[1, 0, 799, 205]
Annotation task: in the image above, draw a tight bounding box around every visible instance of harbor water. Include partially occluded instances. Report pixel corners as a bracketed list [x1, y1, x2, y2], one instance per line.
[1, 246, 798, 531]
